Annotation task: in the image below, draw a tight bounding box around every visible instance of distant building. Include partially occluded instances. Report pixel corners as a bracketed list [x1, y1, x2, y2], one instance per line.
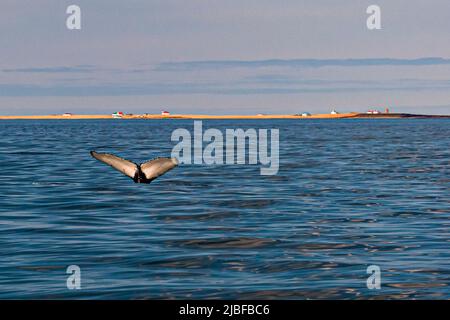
[367, 109, 381, 114]
[161, 111, 170, 116]
[301, 112, 311, 117]
[62, 113, 73, 117]
[112, 111, 124, 118]
[331, 109, 339, 115]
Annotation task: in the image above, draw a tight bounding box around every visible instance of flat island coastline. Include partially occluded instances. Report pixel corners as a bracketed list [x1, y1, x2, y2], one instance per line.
[0, 112, 449, 120]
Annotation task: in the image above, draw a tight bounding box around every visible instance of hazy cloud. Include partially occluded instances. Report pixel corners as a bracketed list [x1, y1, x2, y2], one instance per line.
[2, 74, 450, 97]
[155, 58, 450, 71]
[2, 65, 96, 73]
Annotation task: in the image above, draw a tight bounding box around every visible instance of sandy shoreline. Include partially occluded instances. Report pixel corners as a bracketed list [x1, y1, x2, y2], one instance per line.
[0, 113, 358, 120]
[0, 112, 448, 120]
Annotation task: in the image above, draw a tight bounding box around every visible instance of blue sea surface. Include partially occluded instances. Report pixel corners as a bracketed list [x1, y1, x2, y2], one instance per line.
[0, 119, 448, 299]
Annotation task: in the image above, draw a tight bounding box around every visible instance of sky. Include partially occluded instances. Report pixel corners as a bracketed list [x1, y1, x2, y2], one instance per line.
[1, 0, 450, 115]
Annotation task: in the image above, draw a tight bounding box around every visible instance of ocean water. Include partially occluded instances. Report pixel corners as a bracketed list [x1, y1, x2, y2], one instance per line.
[0, 119, 448, 299]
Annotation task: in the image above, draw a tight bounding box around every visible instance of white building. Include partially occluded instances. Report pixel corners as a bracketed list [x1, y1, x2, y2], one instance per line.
[112, 111, 124, 118]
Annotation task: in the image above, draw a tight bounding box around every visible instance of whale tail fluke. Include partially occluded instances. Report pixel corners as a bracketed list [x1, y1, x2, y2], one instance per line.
[140, 157, 179, 181]
[90, 151, 178, 183]
[90, 151, 138, 179]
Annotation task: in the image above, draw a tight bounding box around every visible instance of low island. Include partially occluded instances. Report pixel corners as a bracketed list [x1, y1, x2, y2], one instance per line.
[0, 112, 449, 120]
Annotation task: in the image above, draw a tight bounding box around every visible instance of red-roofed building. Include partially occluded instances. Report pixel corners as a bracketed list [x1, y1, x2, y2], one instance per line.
[112, 111, 124, 118]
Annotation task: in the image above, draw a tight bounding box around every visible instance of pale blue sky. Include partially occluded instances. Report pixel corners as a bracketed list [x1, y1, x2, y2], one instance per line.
[1, 0, 450, 115]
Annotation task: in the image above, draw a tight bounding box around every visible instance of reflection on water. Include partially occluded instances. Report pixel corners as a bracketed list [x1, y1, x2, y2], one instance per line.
[0, 119, 449, 299]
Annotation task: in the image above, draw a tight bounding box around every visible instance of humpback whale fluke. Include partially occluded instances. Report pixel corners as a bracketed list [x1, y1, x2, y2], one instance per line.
[90, 151, 178, 184]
